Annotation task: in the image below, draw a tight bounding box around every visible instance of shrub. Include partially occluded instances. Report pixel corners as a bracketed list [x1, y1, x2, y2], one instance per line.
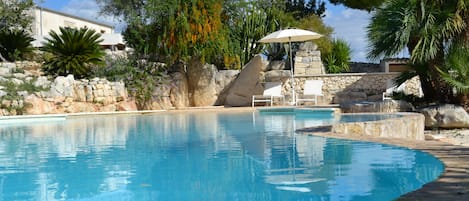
[94, 55, 167, 109]
[324, 38, 351, 73]
[0, 77, 49, 115]
[0, 29, 34, 62]
[41, 27, 105, 79]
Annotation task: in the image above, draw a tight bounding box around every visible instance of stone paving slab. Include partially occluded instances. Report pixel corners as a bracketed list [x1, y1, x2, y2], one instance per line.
[298, 131, 469, 201]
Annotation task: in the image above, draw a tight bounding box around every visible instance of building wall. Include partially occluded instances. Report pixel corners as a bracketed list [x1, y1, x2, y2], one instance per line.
[32, 7, 113, 36]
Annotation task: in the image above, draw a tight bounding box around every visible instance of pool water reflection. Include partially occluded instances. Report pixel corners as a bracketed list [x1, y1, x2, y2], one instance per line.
[0, 111, 443, 201]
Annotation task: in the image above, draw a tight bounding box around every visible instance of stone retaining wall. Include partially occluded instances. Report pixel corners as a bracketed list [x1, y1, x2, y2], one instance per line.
[298, 112, 425, 141]
[0, 60, 425, 113]
[0, 62, 136, 115]
[25, 74, 136, 114]
[271, 73, 422, 104]
[331, 113, 425, 140]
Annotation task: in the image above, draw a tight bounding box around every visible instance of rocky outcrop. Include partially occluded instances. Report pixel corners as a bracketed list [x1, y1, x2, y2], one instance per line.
[0, 61, 136, 115]
[169, 71, 190, 109]
[187, 61, 219, 106]
[264, 70, 290, 82]
[26, 75, 132, 114]
[136, 61, 240, 109]
[418, 104, 469, 128]
[221, 55, 266, 107]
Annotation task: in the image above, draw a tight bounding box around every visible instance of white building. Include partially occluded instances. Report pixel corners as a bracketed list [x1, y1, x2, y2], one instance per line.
[30, 6, 125, 50]
[31, 6, 114, 36]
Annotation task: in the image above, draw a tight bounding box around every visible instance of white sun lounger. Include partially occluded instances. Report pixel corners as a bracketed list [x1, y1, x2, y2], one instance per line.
[383, 80, 406, 100]
[296, 80, 324, 105]
[252, 82, 284, 107]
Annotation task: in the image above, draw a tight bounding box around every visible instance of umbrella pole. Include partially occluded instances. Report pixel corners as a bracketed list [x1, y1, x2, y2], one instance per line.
[289, 38, 296, 105]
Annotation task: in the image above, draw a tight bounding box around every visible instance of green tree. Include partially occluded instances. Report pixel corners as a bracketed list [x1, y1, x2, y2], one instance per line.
[329, 0, 386, 11]
[94, 55, 166, 110]
[98, 0, 334, 70]
[228, 2, 281, 67]
[158, 0, 230, 66]
[97, 0, 157, 60]
[99, 0, 233, 68]
[0, 0, 34, 61]
[285, 0, 326, 19]
[367, 0, 469, 103]
[122, 22, 161, 60]
[439, 43, 469, 105]
[42, 27, 105, 79]
[297, 15, 333, 60]
[96, 0, 145, 17]
[0, 0, 34, 30]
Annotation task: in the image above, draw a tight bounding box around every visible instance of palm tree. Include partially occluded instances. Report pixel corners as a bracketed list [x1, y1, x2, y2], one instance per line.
[439, 42, 469, 106]
[0, 29, 34, 62]
[42, 27, 105, 79]
[367, 0, 468, 103]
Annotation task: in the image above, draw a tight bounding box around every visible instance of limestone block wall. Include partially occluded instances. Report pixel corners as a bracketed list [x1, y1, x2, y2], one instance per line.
[275, 73, 422, 104]
[294, 42, 325, 75]
[331, 113, 425, 140]
[295, 50, 324, 75]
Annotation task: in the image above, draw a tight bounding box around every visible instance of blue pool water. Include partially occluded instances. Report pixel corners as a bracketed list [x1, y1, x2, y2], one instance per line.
[0, 110, 443, 201]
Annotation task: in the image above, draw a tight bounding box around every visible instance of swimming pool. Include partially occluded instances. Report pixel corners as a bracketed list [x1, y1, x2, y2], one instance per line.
[0, 110, 443, 200]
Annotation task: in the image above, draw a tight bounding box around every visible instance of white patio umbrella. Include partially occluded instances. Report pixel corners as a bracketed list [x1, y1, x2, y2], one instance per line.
[259, 28, 322, 105]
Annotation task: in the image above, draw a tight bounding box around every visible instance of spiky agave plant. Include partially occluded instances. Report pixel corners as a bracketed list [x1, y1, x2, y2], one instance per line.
[42, 27, 105, 79]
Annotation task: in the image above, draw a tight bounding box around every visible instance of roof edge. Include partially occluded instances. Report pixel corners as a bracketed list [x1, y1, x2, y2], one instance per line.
[35, 6, 114, 29]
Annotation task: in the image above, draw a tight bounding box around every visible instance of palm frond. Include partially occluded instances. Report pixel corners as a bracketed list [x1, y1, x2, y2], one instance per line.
[42, 27, 105, 79]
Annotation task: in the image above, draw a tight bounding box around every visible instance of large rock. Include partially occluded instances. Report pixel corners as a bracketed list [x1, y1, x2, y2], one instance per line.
[24, 95, 56, 115]
[215, 70, 239, 93]
[0, 67, 10, 76]
[150, 83, 173, 110]
[170, 71, 190, 108]
[187, 61, 218, 106]
[264, 70, 290, 82]
[64, 102, 98, 113]
[50, 75, 75, 97]
[112, 81, 127, 100]
[222, 55, 266, 106]
[73, 83, 88, 102]
[116, 100, 138, 111]
[418, 104, 469, 128]
[213, 70, 239, 105]
[34, 76, 52, 88]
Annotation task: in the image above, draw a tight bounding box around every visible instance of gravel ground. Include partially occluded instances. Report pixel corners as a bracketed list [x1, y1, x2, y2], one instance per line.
[425, 128, 469, 146]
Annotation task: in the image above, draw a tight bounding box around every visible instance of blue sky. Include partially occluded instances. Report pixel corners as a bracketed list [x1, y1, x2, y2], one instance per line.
[34, 0, 375, 62]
